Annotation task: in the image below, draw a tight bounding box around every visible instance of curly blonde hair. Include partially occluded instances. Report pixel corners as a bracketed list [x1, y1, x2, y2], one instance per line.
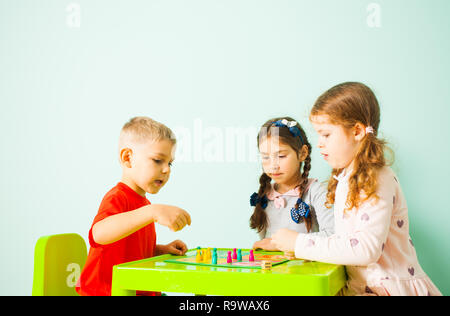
[310, 82, 393, 212]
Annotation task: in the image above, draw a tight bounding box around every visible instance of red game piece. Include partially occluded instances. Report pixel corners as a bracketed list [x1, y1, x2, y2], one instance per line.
[232, 248, 237, 260]
[227, 251, 232, 263]
[249, 250, 254, 262]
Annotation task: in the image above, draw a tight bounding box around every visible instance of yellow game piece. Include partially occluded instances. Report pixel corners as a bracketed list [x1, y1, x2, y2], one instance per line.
[203, 249, 207, 261]
[206, 248, 212, 261]
[196, 250, 202, 263]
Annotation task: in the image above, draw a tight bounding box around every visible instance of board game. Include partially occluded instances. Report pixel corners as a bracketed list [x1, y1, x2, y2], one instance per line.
[164, 248, 289, 269]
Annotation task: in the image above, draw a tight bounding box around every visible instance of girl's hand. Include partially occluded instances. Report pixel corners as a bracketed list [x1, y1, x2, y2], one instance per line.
[271, 228, 299, 253]
[252, 238, 279, 251]
[163, 239, 188, 256]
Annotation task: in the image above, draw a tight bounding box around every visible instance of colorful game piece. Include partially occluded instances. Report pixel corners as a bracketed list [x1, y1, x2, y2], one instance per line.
[232, 248, 237, 260]
[227, 251, 232, 263]
[165, 249, 289, 269]
[237, 249, 242, 262]
[249, 250, 254, 262]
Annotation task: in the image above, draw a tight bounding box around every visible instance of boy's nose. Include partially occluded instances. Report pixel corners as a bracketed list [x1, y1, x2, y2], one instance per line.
[162, 166, 170, 173]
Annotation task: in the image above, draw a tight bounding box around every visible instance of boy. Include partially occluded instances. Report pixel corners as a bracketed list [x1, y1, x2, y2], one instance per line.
[76, 117, 191, 296]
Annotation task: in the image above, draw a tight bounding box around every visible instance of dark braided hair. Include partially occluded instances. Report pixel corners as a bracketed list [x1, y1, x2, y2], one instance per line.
[250, 117, 313, 233]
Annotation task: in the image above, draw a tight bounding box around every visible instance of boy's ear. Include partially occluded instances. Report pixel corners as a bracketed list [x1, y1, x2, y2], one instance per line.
[119, 148, 133, 168]
[170, 143, 177, 161]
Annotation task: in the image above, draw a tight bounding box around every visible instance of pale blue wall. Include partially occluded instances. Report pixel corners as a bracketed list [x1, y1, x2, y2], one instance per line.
[1, 0, 449, 295]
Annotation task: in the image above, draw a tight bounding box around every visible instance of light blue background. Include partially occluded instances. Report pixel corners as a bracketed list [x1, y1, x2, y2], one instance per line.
[1, 0, 449, 295]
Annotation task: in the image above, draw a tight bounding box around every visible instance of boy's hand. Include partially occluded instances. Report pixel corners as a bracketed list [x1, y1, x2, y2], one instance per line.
[162, 240, 188, 256]
[252, 238, 279, 251]
[150, 204, 191, 232]
[271, 228, 299, 253]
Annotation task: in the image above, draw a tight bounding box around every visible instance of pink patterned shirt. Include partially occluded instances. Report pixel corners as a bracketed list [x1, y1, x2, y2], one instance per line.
[294, 166, 442, 296]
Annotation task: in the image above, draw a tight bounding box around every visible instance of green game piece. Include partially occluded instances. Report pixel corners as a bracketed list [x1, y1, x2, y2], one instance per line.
[237, 249, 242, 262]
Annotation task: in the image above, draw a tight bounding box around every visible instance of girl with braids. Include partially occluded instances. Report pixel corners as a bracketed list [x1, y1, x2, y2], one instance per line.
[250, 117, 334, 252]
[272, 82, 442, 296]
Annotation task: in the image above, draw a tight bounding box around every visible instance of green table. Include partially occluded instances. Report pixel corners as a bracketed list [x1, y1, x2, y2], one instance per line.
[111, 248, 346, 296]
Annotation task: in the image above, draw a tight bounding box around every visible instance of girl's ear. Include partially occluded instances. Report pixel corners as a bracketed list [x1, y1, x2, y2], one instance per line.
[119, 148, 133, 168]
[298, 144, 309, 161]
[353, 122, 366, 141]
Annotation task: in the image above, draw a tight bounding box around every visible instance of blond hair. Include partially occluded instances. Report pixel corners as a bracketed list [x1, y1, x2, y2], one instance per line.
[119, 116, 176, 150]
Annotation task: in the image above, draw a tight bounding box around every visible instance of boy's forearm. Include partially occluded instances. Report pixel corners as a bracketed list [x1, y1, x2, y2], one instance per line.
[154, 244, 168, 256]
[92, 204, 162, 245]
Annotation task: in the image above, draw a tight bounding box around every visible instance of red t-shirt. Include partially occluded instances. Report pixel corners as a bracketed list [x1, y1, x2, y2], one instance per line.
[76, 182, 157, 296]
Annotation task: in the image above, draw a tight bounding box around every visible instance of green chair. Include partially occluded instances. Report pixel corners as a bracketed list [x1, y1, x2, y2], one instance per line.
[32, 233, 87, 296]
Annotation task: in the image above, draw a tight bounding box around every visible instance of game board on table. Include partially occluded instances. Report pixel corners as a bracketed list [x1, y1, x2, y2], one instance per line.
[164, 247, 289, 269]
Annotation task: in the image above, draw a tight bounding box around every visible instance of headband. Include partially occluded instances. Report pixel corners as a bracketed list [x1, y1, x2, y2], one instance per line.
[272, 119, 304, 143]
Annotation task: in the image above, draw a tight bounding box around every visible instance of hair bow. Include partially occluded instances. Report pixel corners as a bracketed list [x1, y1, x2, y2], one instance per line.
[281, 119, 297, 128]
[250, 192, 269, 209]
[273, 120, 303, 142]
[290, 198, 310, 224]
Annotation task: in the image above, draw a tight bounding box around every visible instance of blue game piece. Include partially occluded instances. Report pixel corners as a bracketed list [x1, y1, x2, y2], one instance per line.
[237, 249, 242, 262]
[212, 253, 217, 265]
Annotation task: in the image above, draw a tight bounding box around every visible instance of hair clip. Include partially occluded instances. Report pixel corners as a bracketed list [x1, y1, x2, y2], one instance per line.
[250, 192, 268, 209]
[290, 198, 310, 224]
[273, 120, 303, 143]
[365, 126, 374, 134]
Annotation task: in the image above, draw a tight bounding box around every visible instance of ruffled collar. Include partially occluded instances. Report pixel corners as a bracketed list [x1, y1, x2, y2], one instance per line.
[267, 179, 316, 209]
[333, 167, 353, 182]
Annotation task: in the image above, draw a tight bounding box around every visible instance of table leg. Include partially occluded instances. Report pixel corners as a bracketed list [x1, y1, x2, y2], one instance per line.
[111, 267, 136, 296]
